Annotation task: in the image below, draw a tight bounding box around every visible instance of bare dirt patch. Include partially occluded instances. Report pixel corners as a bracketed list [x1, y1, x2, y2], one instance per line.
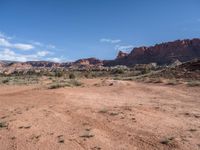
[0, 79, 199, 150]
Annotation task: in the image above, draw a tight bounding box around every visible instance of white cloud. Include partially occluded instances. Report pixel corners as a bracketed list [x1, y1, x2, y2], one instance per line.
[30, 41, 43, 46]
[47, 44, 56, 49]
[37, 50, 51, 57]
[48, 57, 62, 62]
[0, 32, 13, 40]
[13, 43, 34, 50]
[30, 41, 56, 49]
[0, 38, 11, 47]
[0, 32, 63, 62]
[0, 49, 37, 62]
[115, 45, 134, 51]
[0, 48, 54, 62]
[100, 38, 121, 44]
[0, 37, 34, 50]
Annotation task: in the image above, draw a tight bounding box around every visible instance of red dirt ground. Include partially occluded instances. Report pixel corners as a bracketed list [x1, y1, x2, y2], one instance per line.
[0, 79, 200, 150]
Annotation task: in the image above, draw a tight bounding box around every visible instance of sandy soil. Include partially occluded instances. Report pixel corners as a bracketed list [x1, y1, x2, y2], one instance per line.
[0, 79, 200, 150]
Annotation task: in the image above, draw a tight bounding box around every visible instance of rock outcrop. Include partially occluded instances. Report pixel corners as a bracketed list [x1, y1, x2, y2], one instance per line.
[0, 39, 200, 72]
[105, 39, 200, 66]
[74, 58, 103, 66]
[116, 51, 128, 59]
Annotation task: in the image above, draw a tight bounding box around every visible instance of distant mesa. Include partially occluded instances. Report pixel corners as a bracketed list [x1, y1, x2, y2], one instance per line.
[105, 38, 200, 66]
[0, 38, 200, 69]
[74, 57, 103, 66]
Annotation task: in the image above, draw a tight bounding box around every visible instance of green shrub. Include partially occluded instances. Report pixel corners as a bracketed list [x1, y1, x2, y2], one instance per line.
[166, 80, 178, 85]
[2, 78, 9, 84]
[48, 83, 69, 89]
[0, 121, 8, 128]
[55, 71, 64, 77]
[141, 69, 150, 74]
[69, 73, 75, 79]
[69, 79, 82, 86]
[187, 81, 200, 87]
[111, 68, 125, 74]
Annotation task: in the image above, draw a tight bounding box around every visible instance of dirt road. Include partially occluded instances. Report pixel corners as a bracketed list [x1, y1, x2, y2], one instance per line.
[0, 79, 200, 150]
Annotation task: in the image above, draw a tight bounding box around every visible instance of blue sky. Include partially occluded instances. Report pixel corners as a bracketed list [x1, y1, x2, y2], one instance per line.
[0, 0, 200, 62]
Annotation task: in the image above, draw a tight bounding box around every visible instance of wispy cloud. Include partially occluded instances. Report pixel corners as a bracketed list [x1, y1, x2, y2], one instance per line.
[100, 38, 121, 44]
[0, 37, 34, 50]
[37, 50, 52, 57]
[30, 41, 56, 49]
[13, 43, 34, 50]
[0, 32, 13, 40]
[115, 45, 134, 51]
[30, 41, 43, 46]
[0, 48, 38, 62]
[47, 57, 62, 62]
[0, 48, 58, 62]
[47, 44, 56, 49]
[0, 31, 63, 62]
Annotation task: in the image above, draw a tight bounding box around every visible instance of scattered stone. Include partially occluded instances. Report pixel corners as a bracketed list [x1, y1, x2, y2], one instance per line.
[1, 116, 9, 119]
[184, 112, 190, 116]
[85, 128, 91, 131]
[109, 83, 114, 86]
[98, 108, 108, 114]
[160, 137, 174, 145]
[109, 112, 119, 116]
[120, 116, 125, 119]
[18, 126, 24, 129]
[91, 146, 101, 150]
[0, 122, 8, 128]
[194, 114, 200, 118]
[10, 136, 16, 140]
[131, 117, 136, 120]
[189, 129, 197, 132]
[57, 135, 64, 143]
[24, 125, 31, 129]
[30, 134, 41, 141]
[80, 131, 94, 138]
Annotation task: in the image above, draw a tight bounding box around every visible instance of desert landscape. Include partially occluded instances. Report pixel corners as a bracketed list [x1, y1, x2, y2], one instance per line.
[0, 78, 200, 150]
[0, 56, 200, 150]
[1, 1, 200, 149]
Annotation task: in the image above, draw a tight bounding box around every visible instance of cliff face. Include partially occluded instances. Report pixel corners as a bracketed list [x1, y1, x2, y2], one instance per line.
[26, 61, 60, 67]
[116, 51, 128, 59]
[0, 39, 200, 69]
[74, 58, 103, 66]
[105, 39, 200, 66]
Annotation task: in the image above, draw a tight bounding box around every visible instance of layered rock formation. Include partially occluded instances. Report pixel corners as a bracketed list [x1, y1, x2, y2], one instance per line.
[74, 58, 103, 66]
[116, 51, 128, 59]
[105, 39, 200, 66]
[0, 39, 200, 71]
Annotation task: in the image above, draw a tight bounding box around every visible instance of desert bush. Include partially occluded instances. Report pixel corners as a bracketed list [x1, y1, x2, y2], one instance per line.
[111, 68, 125, 74]
[55, 71, 64, 77]
[0, 121, 8, 128]
[2, 78, 9, 84]
[141, 68, 150, 74]
[187, 81, 200, 87]
[69, 79, 82, 86]
[69, 73, 76, 79]
[98, 108, 108, 113]
[48, 79, 82, 89]
[160, 137, 174, 145]
[48, 83, 69, 89]
[150, 78, 164, 83]
[166, 80, 178, 85]
[84, 73, 89, 78]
